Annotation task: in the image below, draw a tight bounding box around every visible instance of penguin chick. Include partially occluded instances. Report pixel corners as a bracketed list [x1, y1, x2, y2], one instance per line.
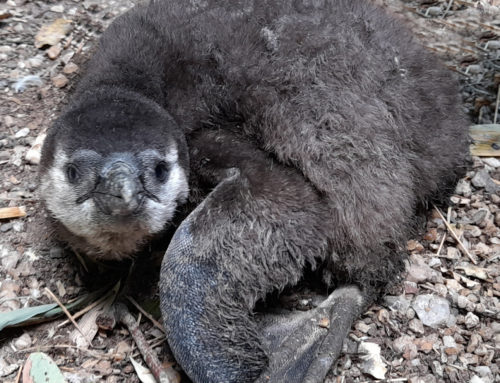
[39, 0, 469, 382]
[39, 87, 189, 259]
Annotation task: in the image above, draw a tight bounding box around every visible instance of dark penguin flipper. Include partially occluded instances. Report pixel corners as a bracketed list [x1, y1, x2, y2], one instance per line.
[256, 286, 366, 383]
[160, 200, 366, 383]
[160, 171, 267, 383]
[159, 135, 366, 382]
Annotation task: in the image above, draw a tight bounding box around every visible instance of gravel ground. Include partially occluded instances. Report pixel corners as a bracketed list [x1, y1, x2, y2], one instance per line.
[0, 1, 499, 382]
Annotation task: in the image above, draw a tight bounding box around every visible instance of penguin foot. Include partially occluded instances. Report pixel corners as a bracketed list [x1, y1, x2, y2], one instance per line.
[256, 286, 366, 383]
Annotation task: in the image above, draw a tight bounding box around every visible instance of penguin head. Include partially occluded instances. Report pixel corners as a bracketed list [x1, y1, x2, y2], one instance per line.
[39, 91, 189, 260]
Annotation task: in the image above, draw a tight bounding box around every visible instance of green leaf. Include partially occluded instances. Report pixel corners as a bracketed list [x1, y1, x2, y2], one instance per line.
[0, 303, 58, 331]
[0, 284, 118, 332]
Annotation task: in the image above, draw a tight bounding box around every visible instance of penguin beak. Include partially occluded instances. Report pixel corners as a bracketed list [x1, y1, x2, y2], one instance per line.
[93, 160, 145, 216]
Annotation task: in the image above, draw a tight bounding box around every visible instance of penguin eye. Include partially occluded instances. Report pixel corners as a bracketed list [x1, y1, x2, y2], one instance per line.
[154, 162, 169, 182]
[66, 164, 79, 183]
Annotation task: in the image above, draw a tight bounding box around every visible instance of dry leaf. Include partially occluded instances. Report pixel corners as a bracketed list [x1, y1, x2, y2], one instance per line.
[35, 19, 72, 49]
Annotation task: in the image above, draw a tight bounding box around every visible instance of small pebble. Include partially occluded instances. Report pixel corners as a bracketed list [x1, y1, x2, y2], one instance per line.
[443, 335, 458, 355]
[14, 127, 30, 138]
[409, 318, 425, 334]
[412, 294, 452, 328]
[465, 312, 480, 329]
[50, 4, 64, 13]
[51, 74, 69, 88]
[0, 223, 13, 232]
[47, 44, 62, 60]
[63, 62, 79, 74]
[13, 333, 32, 350]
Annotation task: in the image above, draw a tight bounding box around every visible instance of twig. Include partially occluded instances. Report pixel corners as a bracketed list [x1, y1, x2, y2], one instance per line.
[44, 288, 87, 341]
[436, 234, 446, 256]
[494, 84, 500, 125]
[132, 337, 167, 358]
[17, 344, 110, 358]
[442, 0, 453, 18]
[14, 365, 22, 383]
[436, 206, 451, 256]
[116, 303, 179, 383]
[57, 287, 115, 328]
[126, 296, 165, 333]
[432, 205, 477, 264]
[358, 379, 407, 383]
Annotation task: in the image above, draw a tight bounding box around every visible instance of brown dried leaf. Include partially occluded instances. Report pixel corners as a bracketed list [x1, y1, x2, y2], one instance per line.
[35, 19, 72, 49]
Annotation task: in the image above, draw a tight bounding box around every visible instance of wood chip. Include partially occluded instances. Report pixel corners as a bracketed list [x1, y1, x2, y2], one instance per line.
[0, 206, 26, 220]
[469, 124, 500, 157]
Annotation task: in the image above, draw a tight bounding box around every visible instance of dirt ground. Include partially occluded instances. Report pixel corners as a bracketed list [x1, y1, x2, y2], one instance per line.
[0, 1, 499, 382]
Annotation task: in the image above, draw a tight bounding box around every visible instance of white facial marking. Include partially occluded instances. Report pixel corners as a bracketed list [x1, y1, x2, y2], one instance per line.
[145, 147, 188, 233]
[40, 145, 189, 260]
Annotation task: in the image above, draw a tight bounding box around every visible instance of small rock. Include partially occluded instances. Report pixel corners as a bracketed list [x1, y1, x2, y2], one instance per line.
[15, 260, 36, 277]
[393, 335, 418, 359]
[50, 4, 64, 13]
[0, 150, 11, 162]
[63, 62, 79, 74]
[470, 375, 486, 383]
[359, 342, 387, 380]
[12, 221, 25, 232]
[409, 318, 425, 334]
[95, 360, 112, 376]
[457, 295, 475, 312]
[482, 157, 500, 168]
[55, 280, 66, 297]
[464, 224, 482, 237]
[46, 44, 62, 60]
[423, 228, 438, 242]
[1, 280, 21, 294]
[474, 366, 492, 377]
[455, 179, 472, 196]
[431, 361, 443, 377]
[0, 356, 18, 377]
[407, 240, 424, 252]
[31, 288, 41, 300]
[412, 294, 452, 328]
[446, 246, 461, 260]
[61, 51, 74, 65]
[464, 312, 480, 329]
[4, 115, 15, 127]
[51, 74, 69, 88]
[1, 248, 20, 270]
[404, 281, 418, 294]
[428, 257, 441, 268]
[406, 308, 416, 320]
[416, 334, 438, 354]
[471, 169, 498, 193]
[384, 295, 411, 313]
[491, 322, 500, 334]
[113, 341, 131, 362]
[471, 209, 489, 225]
[25, 133, 46, 165]
[11, 145, 26, 167]
[456, 264, 488, 281]
[355, 321, 371, 333]
[14, 127, 30, 138]
[406, 263, 435, 283]
[0, 290, 20, 311]
[0, 223, 13, 232]
[443, 335, 458, 355]
[27, 55, 44, 68]
[13, 333, 32, 350]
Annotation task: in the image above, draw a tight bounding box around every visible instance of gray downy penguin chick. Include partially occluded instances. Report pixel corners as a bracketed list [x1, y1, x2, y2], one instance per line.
[39, 0, 469, 382]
